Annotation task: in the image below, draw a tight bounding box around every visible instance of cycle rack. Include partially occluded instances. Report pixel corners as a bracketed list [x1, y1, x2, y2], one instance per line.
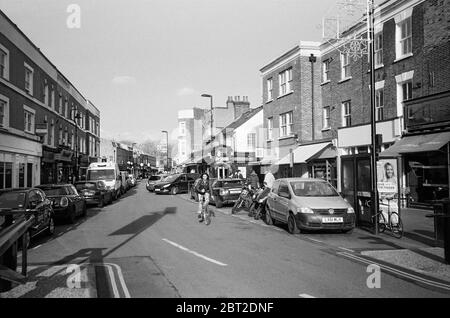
[0, 210, 35, 292]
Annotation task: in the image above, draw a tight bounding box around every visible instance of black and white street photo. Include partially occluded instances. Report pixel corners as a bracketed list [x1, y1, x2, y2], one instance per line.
[0, 0, 450, 303]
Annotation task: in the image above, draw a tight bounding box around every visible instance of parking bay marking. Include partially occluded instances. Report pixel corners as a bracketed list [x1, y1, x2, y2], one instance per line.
[299, 293, 316, 298]
[162, 238, 227, 266]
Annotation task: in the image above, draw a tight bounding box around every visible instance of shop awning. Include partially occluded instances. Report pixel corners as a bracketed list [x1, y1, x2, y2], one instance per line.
[276, 142, 331, 165]
[306, 144, 337, 161]
[380, 131, 450, 157]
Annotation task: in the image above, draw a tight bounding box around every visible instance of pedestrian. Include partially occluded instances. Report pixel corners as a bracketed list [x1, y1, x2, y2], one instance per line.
[246, 169, 260, 190]
[263, 169, 275, 189]
[195, 173, 211, 222]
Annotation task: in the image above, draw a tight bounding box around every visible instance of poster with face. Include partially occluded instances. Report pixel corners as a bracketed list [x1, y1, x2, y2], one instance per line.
[377, 159, 399, 216]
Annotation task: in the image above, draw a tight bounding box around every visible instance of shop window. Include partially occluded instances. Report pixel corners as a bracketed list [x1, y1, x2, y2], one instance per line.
[27, 163, 33, 187]
[19, 163, 25, 188]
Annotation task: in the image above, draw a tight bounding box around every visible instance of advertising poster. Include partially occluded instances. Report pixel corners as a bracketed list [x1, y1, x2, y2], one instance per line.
[377, 159, 399, 222]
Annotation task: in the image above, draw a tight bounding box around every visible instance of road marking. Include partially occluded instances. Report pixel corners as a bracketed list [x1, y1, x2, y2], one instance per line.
[105, 263, 131, 298]
[306, 238, 323, 243]
[105, 264, 120, 298]
[299, 293, 316, 298]
[162, 238, 228, 266]
[338, 247, 355, 253]
[337, 252, 450, 291]
[32, 244, 42, 250]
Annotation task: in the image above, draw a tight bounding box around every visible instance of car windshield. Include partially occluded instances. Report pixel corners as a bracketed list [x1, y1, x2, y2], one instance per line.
[0, 192, 26, 209]
[40, 187, 67, 196]
[290, 181, 339, 197]
[164, 175, 179, 183]
[221, 180, 243, 188]
[75, 183, 96, 190]
[149, 176, 161, 181]
[87, 169, 115, 181]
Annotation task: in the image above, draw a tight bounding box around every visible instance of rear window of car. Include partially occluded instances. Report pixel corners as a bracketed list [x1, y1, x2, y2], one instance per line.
[0, 192, 26, 209]
[40, 187, 68, 196]
[149, 176, 160, 181]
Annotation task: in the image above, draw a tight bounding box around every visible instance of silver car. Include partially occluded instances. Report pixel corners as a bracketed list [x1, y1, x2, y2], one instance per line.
[265, 178, 355, 234]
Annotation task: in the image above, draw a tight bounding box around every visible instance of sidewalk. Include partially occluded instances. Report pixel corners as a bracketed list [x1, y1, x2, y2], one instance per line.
[180, 194, 450, 285]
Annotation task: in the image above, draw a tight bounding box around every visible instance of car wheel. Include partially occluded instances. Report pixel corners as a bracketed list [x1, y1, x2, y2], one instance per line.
[47, 217, 55, 236]
[265, 206, 274, 225]
[216, 197, 223, 208]
[98, 196, 104, 208]
[287, 213, 300, 234]
[67, 206, 76, 224]
[171, 187, 178, 195]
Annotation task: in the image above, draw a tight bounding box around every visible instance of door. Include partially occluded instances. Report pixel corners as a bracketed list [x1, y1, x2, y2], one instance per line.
[341, 158, 355, 210]
[356, 158, 372, 225]
[275, 182, 290, 221]
[178, 175, 188, 192]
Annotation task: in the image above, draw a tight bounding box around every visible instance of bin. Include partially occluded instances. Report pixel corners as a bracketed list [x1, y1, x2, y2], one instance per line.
[428, 202, 450, 264]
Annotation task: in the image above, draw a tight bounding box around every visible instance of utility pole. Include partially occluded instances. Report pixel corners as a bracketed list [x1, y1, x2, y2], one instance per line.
[309, 53, 317, 141]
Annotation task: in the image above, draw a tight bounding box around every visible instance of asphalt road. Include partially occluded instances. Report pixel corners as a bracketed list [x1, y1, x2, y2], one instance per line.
[5, 181, 450, 298]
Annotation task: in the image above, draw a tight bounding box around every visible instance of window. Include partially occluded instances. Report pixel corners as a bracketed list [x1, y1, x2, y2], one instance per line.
[323, 106, 330, 129]
[375, 89, 384, 121]
[27, 163, 33, 187]
[374, 32, 383, 66]
[247, 133, 256, 149]
[0, 162, 13, 189]
[267, 117, 273, 140]
[0, 46, 9, 80]
[19, 163, 25, 188]
[65, 99, 69, 119]
[402, 81, 413, 101]
[279, 111, 293, 137]
[179, 140, 186, 157]
[342, 101, 351, 127]
[47, 120, 54, 146]
[0, 96, 9, 128]
[43, 83, 49, 106]
[23, 106, 35, 133]
[59, 94, 63, 115]
[50, 87, 55, 109]
[279, 68, 292, 96]
[267, 78, 273, 100]
[322, 60, 330, 82]
[24, 64, 34, 95]
[59, 126, 63, 145]
[179, 121, 186, 136]
[340, 53, 350, 79]
[399, 17, 412, 56]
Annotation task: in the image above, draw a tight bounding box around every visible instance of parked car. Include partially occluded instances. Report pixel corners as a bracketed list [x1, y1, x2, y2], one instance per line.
[154, 173, 199, 195]
[210, 178, 245, 208]
[36, 184, 87, 224]
[0, 188, 55, 248]
[265, 178, 356, 234]
[75, 180, 112, 208]
[147, 175, 166, 192]
[128, 174, 137, 187]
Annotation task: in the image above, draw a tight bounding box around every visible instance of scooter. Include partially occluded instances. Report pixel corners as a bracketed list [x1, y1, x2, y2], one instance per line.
[248, 185, 270, 220]
[231, 185, 254, 214]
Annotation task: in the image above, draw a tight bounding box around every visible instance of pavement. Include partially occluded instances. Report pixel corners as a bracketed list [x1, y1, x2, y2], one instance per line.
[1, 182, 449, 298]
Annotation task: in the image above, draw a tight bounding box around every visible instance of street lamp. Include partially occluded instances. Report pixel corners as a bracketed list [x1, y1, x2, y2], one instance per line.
[71, 106, 81, 183]
[201, 94, 214, 173]
[161, 130, 169, 172]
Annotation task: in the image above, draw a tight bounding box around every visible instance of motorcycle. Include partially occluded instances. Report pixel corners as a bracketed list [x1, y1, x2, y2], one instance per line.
[231, 186, 254, 214]
[248, 185, 270, 220]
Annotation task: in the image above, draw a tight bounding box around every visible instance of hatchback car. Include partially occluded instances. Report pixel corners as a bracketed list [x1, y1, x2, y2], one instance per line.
[265, 178, 355, 234]
[0, 188, 55, 248]
[154, 173, 199, 195]
[75, 180, 112, 207]
[210, 178, 245, 208]
[146, 175, 166, 192]
[36, 184, 87, 224]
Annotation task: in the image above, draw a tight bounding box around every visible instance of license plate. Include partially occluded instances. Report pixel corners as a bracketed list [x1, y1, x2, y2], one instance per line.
[322, 217, 343, 223]
[230, 190, 241, 194]
[155, 189, 160, 192]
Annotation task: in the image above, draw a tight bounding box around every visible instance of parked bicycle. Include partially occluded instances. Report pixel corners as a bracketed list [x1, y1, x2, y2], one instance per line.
[373, 196, 403, 239]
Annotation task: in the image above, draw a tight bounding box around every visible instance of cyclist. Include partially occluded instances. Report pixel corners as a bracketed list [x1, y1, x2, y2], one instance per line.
[195, 173, 211, 222]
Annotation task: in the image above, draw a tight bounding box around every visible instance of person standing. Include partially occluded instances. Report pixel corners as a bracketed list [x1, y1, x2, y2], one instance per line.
[195, 173, 211, 222]
[246, 169, 260, 190]
[263, 169, 275, 189]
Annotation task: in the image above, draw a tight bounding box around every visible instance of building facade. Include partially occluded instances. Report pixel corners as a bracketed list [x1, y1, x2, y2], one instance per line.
[0, 10, 101, 188]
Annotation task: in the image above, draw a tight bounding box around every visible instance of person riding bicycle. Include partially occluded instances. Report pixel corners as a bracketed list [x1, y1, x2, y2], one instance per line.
[195, 173, 211, 222]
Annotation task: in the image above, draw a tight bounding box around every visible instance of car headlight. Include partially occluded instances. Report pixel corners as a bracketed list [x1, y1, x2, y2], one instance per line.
[60, 197, 69, 208]
[297, 207, 314, 214]
[163, 184, 170, 188]
[347, 207, 355, 214]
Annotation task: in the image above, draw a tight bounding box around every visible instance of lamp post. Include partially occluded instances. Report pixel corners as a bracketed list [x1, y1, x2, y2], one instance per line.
[131, 142, 137, 177]
[161, 130, 169, 172]
[71, 106, 81, 183]
[201, 94, 214, 174]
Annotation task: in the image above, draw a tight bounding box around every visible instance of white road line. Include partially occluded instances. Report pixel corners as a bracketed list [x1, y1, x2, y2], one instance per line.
[32, 244, 42, 250]
[306, 238, 323, 243]
[299, 293, 316, 298]
[337, 252, 450, 291]
[162, 238, 228, 266]
[105, 263, 131, 298]
[338, 247, 355, 253]
[97, 264, 120, 298]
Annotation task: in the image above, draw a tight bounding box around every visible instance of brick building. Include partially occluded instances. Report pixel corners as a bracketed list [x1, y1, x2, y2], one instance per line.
[0, 10, 101, 188]
[319, 0, 450, 224]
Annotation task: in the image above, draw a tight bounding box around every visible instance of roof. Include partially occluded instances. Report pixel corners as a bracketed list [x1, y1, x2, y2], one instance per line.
[221, 106, 263, 133]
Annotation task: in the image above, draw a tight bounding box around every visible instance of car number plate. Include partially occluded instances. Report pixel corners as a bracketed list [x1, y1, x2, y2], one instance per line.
[155, 189, 160, 192]
[230, 190, 240, 194]
[322, 217, 343, 223]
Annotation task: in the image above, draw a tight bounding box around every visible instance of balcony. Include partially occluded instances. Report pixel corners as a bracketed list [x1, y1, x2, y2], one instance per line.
[405, 90, 450, 132]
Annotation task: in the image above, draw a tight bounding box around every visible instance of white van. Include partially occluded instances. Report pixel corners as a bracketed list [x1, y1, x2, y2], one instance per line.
[87, 162, 122, 200]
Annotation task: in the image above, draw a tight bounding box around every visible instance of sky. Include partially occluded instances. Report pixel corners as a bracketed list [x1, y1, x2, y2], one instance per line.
[1, 0, 350, 144]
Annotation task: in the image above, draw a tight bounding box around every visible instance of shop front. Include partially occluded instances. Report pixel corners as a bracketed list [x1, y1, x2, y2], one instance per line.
[55, 147, 74, 184]
[306, 144, 338, 188]
[0, 132, 42, 189]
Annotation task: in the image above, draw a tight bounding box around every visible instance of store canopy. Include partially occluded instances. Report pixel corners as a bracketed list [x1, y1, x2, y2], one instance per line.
[380, 131, 450, 157]
[306, 144, 337, 161]
[276, 142, 331, 165]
